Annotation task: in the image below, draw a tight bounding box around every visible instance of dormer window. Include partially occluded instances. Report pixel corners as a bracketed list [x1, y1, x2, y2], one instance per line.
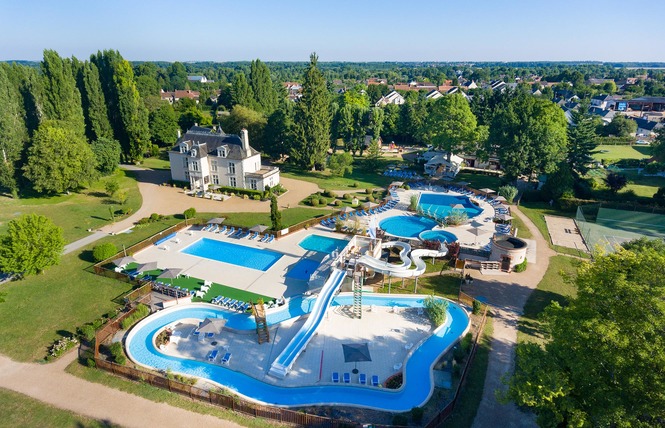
[218, 146, 227, 158]
[191, 148, 197, 157]
[179, 144, 187, 153]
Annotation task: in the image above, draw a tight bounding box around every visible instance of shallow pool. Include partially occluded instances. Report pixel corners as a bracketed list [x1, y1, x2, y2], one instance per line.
[419, 230, 459, 243]
[181, 238, 282, 271]
[298, 234, 349, 254]
[379, 216, 438, 238]
[285, 258, 320, 281]
[418, 193, 483, 219]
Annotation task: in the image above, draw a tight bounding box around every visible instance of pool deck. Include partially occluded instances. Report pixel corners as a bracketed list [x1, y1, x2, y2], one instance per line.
[161, 302, 434, 389]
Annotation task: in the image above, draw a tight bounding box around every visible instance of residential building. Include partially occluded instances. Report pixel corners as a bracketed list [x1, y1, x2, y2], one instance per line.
[423, 152, 465, 177]
[187, 75, 212, 83]
[425, 90, 443, 100]
[367, 78, 388, 85]
[462, 80, 478, 90]
[160, 89, 200, 104]
[375, 90, 405, 107]
[589, 107, 616, 124]
[632, 117, 663, 137]
[591, 94, 612, 109]
[168, 126, 280, 192]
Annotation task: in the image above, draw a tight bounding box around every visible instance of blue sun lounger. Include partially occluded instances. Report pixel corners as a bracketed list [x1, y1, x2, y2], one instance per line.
[343, 372, 351, 383]
[332, 372, 340, 383]
[207, 349, 218, 362]
[221, 352, 231, 364]
[371, 375, 379, 386]
[359, 373, 367, 385]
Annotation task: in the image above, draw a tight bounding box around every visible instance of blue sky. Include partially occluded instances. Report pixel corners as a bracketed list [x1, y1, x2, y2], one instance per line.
[1, 0, 664, 62]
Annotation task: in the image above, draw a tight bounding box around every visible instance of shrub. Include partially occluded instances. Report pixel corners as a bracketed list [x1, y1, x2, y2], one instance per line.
[149, 213, 162, 221]
[319, 197, 327, 205]
[424, 295, 449, 327]
[46, 336, 78, 361]
[411, 407, 424, 423]
[311, 197, 320, 207]
[403, 184, 410, 190]
[78, 324, 96, 342]
[514, 258, 528, 272]
[324, 189, 336, 198]
[214, 185, 263, 199]
[351, 182, 359, 187]
[253, 194, 261, 200]
[108, 341, 125, 365]
[105, 179, 120, 197]
[409, 194, 419, 211]
[446, 210, 468, 226]
[365, 187, 373, 195]
[86, 358, 96, 368]
[121, 207, 132, 215]
[120, 304, 150, 330]
[472, 299, 482, 315]
[498, 185, 518, 203]
[92, 243, 117, 262]
[557, 197, 597, 212]
[392, 414, 408, 426]
[183, 207, 196, 219]
[343, 193, 352, 200]
[461, 332, 473, 353]
[334, 199, 342, 206]
[366, 195, 375, 202]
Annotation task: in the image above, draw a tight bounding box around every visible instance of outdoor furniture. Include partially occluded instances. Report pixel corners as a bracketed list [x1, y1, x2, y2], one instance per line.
[207, 349, 218, 362]
[371, 375, 380, 387]
[359, 373, 367, 385]
[332, 372, 340, 383]
[343, 372, 351, 383]
[394, 362, 403, 371]
[221, 352, 231, 364]
[204, 332, 214, 339]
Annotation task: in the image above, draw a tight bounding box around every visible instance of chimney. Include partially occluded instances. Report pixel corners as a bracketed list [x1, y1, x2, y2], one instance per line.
[240, 128, 251, 156]
[177, 129, 181, 139]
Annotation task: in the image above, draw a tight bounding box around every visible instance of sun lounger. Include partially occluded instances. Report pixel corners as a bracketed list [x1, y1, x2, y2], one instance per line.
[221, 352, 231, 364]
[207, 349, 218, 362]
[332, 372, 340, 383]
[267, 234, 274, 243]
[205, 332, 214, 339]
[343, 372, 351, 383]
[371, 375, 379, 386]
[359, 373, 367, 385]
[226, 227, 235, 235]
[217, 225, 227, 234]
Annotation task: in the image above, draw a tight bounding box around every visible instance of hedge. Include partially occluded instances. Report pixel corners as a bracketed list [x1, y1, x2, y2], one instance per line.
[217, 186, 263, 198]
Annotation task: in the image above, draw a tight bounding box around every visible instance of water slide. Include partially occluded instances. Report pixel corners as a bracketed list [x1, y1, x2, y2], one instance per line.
[358, 241, 448, 278]
[268, 268, 346, 379]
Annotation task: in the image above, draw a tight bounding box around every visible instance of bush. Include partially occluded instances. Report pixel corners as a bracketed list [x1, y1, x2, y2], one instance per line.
[557, 197, 597, 212]
[121, 207, 132, 215]
[311, 198, 320, 207]
[424, 295, 449, 327]
[324, 189, 336, 198]
[351, 182, 359, 188]
[253, 194, 261, 200]
[215, 185, 263, 199]
[365, 187, 373, 195]
[334, 199, 342, 206]
[411, 407, 425, 423]
[46, 336, 78, 361]
[514, 258, 528, 272]
[403, 184, 410, 190]
[105, 179, 120, 197]
[392, 414, 408, 426]
[461, 332, 473, 353]
[446, 210, 468, 226]
[366, 195, 375, 202]
[343, 193, 352, 200]
[472, 299, 482, 315]
[498, 185, 518, 203]
[86, 358, 96, 368]
[409, 194, 419, 211]
[319, 197, 327, 205]
[92, 243, 117, 262]
[183, 207, 196, 219]
[78, 324, 96, 342]
[120, 304, 150, 330]
[149, 213, 162, 221]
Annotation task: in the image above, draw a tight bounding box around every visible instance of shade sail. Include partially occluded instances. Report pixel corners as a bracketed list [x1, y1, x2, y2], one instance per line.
[342, 343, 372, 363]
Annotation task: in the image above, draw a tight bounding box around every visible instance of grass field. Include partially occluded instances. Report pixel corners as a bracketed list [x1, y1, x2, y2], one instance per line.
[518, 203, 590, 258]
[0, 388, 115, 428]
[0, 169, 141, 243]
[0, 217, 180, 362]
[592, 144, 651, 161]
[517, 255, 579, 345]
[280, 157, 399, 191]
[203, 207, 332, 229]
[454, 172, 505, 191]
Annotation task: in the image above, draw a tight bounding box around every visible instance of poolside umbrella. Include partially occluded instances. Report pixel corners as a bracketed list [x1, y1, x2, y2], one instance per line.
[113, 256, 136, 268]
[339, 206, 355, 214]
[450, 203, 466, 210]
[362, 202, 379, 210]
[197, 317, 227, 335]
[136, 261, 158, 274]
[494, 196, 507, 202]
[455, 181, 470, 186]
[470, 220, 485, 229]
[470, 227, 490, 245]
[158, 268, 183, 287]
[496, 213, 513, 221]
[479, 188, 495, 195]
[390, 181, 404, 188]
[206, 217, 226, 224]
[342, 343, 372, 374]
[249, 224, 269, 233]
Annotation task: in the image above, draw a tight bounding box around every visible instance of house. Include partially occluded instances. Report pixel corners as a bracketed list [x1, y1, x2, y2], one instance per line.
[489, 80, 506, 92]
[367, 78, 388, 85]
[462, 80, 478, 90]
[375, 90, 405, 107]
[591, 94, 612, 109]
[160, 89, 200, 104]
[438, 85, 459, 94]
[283, 82, 302, 101]
[168, 126, 280, 192]
[423, 152, 465, 177]
[589, 107, 616, 124]
[187, 75, 212, 83]
[425, 90, 443, 100]
[632, 117, 663, 137]
[393, 81, 438, 92]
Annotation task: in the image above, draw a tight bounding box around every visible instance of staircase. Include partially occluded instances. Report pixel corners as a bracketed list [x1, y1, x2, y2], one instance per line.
[352, 267, 363, 319]
[252, 302, 270, 344]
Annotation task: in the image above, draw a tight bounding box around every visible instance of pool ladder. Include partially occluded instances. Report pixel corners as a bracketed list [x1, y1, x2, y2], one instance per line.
[251, 302, 270, 344]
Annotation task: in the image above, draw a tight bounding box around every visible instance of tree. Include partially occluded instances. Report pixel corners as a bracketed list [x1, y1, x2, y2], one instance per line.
[328, 152, 354, 176]
[104, 179, 120, 196]
[506, 243, 665, 427]
[604, 171, 628, 193]
[263, 100, 293, 159]
[605, 114, 637, 138]
[651, 127, 665, 162]
[91, 137, 121, 175]
[365, 137, 383, 171]
[0, 65, 27, 196]
[541, 161, 575, 201]
[489, 94, 568, 180]
[92, 243, 117, 262]
[231, 72, 254, 108]
[76, 61, 113, 141]
[166, 62, 187, 90]
[221, 105, 267, 150]
[567, 107, 598, 176]
[0, 214, 65, 276]
[270, 195, 282, 231]
[183, 207, 196, 219]
[178, 107, 211, 130]
[497, 185, 518, 203]
[40, 50, 86, 135]
[149, 103, 179, 145]
[249, 59, 278, 114]
[426, 93, 482, 160]
[291, 53, 332, 170]
[114, 59, 151, 161]
[23, 121, 96, 193]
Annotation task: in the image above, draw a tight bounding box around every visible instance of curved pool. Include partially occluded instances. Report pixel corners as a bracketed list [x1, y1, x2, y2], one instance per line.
[418, 193, 483, 219]
[419, 230, 458, 243]
[126, 294, 470, 412]
[379, 216, 438, 238]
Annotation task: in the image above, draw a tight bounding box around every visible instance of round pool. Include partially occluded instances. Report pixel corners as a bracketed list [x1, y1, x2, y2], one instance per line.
[379, 216, 437, 238]
[419, 230, 458, 243]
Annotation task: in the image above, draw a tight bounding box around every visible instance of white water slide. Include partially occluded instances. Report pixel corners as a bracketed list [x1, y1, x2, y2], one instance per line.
[268, 268, 346, 379]
[358, 241, 447, 278]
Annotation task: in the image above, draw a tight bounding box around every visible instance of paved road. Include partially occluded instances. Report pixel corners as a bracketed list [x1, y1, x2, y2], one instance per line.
[469, 207, 555, 428]
[0, 352, 242, 428]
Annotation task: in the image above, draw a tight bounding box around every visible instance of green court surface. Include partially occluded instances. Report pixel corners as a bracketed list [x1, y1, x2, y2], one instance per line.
[577, 206, 665, 252]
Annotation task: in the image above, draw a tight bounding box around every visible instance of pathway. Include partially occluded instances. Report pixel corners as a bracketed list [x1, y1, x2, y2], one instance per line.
[0, 351, 242, 428]
[468, 207, 555, 428]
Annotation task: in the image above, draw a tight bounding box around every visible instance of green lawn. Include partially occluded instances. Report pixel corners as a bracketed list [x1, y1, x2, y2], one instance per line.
[202, 208, 332, 229]
[139, 148, 171, 170]
[454, 172, 505, 190]
[373, 271, 461, 301]
[517, 202, 590, 257]
[510, 213, 532, 240]
[0, 217, 180, 362]
[517, 256, 579, 345]
[0, 388, 116, 428]
[592, 145, 651, 161]
[0, 169, 141, 243]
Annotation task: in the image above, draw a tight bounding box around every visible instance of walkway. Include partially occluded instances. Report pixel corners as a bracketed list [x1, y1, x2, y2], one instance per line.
[469, 207, 555, 428]
[0, 351, 242, 428]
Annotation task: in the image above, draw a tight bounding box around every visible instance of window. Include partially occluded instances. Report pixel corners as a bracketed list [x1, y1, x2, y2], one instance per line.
[229, 177, 237, 187]
[179, 144, 187, 153]
[228, 162, 235, 174]
[191, 161, 199, 172]
[211, 160, 218, 172]
[250, 179, 258, 190]
[183, 158, 189, 169]
[212, 175, 219, 185]
[218, 147, 227, 158]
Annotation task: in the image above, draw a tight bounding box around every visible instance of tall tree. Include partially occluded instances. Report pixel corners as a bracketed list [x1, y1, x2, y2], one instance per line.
[652, 127, 665, 162]
[114, 59, 151, 160]
[221, 105, 267, 150]
[567, 108, 598, 176]
[23, 121, 96, 193]
[231, 72, 254, 108]
[291, 53, 331, 170]
[76, 61, 113, 141]
[149, 103, 179, 145]
[263, 100, 293, 160]
[167, 62, 188, 90]
[40, 50, 85, 135]
[425, 93, 483, 161]
[0, 214, 65, 276]
[270, 195, 282, 231]
[249, 59, 278, 114]
[506, 242, 665, 427]
[489, 94, 568, 179]
[0, 66, 27, 196]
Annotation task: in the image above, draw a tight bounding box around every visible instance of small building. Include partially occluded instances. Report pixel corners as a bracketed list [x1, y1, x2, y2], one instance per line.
[424, 152, 465, 177]
[632, 117, 663, 137]
[591, 94, 612, 110]
[489, 236, 528, 272]
[187, 75, 212, 83]
[425, 90, 443, 100]
[589, 107, 616, 124]
[462, 80, 478, 90]
[160, 89, 200, 104]
[375, 90, 405, 107]
[168, 126, 280, 192]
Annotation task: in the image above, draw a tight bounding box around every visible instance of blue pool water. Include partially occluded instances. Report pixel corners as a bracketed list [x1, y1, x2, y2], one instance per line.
[299, 234, 349, 254]
[285, 258, 320, 281]
[379, 216, 438, 238]
[125, 294, 470, 412]
[181, 238, 282, 271]
[419, 230, 459, 243]
[418, 193, 483, 219]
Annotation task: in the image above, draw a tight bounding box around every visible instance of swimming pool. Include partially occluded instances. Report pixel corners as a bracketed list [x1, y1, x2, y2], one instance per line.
[299, 234, 349, 254]
[379, 216, 438, 238]
[181, 238, 283, 271]
[125, 294, 470, 412]
[418, 193, 483, 219]
[419, 230, 458, 243]
[285, 258, 320, 281]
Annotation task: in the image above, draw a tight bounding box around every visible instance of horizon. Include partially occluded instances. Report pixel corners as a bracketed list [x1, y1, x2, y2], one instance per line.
[2, 0, 664, 63]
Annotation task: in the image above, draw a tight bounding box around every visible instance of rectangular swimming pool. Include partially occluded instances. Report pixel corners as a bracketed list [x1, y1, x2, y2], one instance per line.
[418, 193, 483, 218]
[299, 234, 349, 254]
[181, 238, 283, 271]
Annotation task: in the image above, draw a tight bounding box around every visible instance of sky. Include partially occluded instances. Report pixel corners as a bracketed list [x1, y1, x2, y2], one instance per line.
[1, 0, 664, 63]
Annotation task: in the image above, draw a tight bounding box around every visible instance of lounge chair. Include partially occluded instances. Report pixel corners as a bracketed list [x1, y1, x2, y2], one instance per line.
[217, 225, 227, 234]
[332, 372, 340, 383]
[207, 349, 218, 362]
[267, 234, 274, 243]
[343, 372, 351, 383]
[359, 373, 367, 385]
[221, 352, 231, 364]
[226, 227, 235, 235]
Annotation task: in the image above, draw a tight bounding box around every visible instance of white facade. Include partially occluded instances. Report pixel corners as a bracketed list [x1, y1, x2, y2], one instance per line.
[168, 127, 280, 192]
[375, 90, 405, 107]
